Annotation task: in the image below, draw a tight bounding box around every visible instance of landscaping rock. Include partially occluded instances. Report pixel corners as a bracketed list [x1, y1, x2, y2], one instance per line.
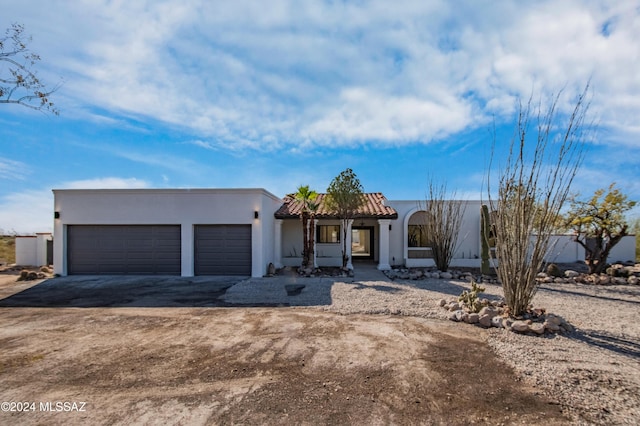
[491, 316, 504, 329]
[478, 314, 492, 328]
[511, 321, 530, 333]
[530, 323, 546, 335]
[478, 306, 499, 319]
[564, 270, 580, 278]
[440, 272, 453, 280]
[547, 263, 563, 277]
[544, 321, 560, 332]
[466, 313, 480, 324]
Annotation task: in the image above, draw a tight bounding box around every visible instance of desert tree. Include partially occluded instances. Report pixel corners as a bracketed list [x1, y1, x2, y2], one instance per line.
[294, 185, 318, 268]
[565, 183, 636, 273]
[487, 86, 591, 316]
[420, 180, 467, 271]
[325, 168, 365, 268]
[1, 23, 60, 114]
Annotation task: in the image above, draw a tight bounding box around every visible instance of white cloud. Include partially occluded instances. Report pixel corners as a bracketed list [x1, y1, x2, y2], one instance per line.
[60, 177, 149, 190]
[0, 189, 53, 234]
[4, 0, 640, 150]
[187, 140, 217, 151]
[303, 87, 476, 145]
[0, 158, 29, 180]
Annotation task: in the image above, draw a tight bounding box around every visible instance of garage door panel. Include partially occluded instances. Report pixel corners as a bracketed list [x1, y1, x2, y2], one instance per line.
[68, 225, 181, 275]
[195, 225, 251, 275]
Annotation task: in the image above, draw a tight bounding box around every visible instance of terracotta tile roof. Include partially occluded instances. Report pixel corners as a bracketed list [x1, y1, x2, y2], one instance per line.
[274, 192, 398, 219]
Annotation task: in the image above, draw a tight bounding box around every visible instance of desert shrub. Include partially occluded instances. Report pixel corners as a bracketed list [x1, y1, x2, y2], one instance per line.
[458, 281, 486, 313]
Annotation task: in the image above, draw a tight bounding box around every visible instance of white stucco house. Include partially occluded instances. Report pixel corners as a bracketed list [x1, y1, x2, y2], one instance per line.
[51, 188, 635, 277]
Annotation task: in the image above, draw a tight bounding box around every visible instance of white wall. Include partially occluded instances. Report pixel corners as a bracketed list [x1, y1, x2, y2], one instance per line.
[607, 235, 636, 263]
[15, 236, 36, 266]
[53, 189, 282, 277]
[280, 218, 344, 267]
[539, 235, 585, 263]
[387, 200, 483, 268]
[15, 233, 52, 267]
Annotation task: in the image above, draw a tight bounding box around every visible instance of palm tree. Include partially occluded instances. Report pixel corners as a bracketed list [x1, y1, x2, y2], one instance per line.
[294, 185, 318, 268]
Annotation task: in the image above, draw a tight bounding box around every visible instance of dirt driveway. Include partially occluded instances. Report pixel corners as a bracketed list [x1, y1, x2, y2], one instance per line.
[0, 275, 567, 425]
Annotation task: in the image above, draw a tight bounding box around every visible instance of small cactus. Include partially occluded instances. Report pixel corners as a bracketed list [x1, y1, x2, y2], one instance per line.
[458, 280, 486, 313]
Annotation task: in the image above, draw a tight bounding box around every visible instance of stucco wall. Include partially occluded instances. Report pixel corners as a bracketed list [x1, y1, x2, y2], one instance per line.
[15, 233, 52, 267]
[53, 189, 281, 277]
[387, 200, 483, 268]
[15, 236, 37, 266]
[607, 235, 636, 263]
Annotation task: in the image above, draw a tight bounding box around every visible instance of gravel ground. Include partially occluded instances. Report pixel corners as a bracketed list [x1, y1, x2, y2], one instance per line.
[228, 268, 640, 425]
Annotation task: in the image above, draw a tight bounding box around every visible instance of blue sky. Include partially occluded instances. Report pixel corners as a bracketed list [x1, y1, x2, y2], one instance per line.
[1, 0, 639, 233]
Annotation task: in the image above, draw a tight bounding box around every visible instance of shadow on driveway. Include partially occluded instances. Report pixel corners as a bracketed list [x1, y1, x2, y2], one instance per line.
[0, 276, 264, 308]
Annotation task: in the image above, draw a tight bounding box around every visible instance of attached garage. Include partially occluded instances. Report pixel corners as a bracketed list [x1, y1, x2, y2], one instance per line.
[67, 225, 181, 275]
[194, 225, 252, 275]
[54, 188, 282, 277]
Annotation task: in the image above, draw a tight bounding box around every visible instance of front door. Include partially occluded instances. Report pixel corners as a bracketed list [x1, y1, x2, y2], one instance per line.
[351, 227, 374, 259]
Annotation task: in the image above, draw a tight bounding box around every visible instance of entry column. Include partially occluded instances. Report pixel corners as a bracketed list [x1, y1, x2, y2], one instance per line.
[274, 219, 283, 269]
[345, 219, 354, 270]
[377, 219, 391, 270]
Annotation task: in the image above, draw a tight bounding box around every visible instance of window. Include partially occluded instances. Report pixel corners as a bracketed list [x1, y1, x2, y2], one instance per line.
[317, 225, 340, 243]
[408, 225, 430, 247]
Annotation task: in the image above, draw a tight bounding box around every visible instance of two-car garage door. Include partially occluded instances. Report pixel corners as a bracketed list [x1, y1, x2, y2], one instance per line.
[67, 225, 182, 275]
[67, 225, 251, 275]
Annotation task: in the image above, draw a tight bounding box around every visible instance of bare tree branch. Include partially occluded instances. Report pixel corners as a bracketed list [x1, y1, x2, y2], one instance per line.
[420, 179, 467, 272]
[0, 23, 60, 115]
[487, 85, 591, 315]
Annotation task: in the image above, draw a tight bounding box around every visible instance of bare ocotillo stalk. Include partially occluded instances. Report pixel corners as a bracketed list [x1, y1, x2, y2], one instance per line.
[420, 180, 467, 272]
[487, 86, 590, 316]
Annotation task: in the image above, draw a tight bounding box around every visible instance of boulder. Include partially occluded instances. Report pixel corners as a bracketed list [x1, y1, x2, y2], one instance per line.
[511, 321, 530, 333]
[478, 314, 492, 328]
[490, 316, 504, 328]
[478, 306, 498, 319]
[545, 314, 562, 326]
[440, 272, 453, 280]
[530, 323, 545, 335]
[267, 262, 276, 276]
[546, 263, 563, 277]
[449, 310, 466, 322]
[466, 313, 480, 324]
[544, 321, 560, 332]
[564, 269, 580, 278]
[628, 276, 638, 285]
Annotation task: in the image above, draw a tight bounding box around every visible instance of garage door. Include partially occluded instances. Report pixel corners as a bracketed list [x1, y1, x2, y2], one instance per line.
[67, 225, 181, 275]
[195, 225, 251, 275]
